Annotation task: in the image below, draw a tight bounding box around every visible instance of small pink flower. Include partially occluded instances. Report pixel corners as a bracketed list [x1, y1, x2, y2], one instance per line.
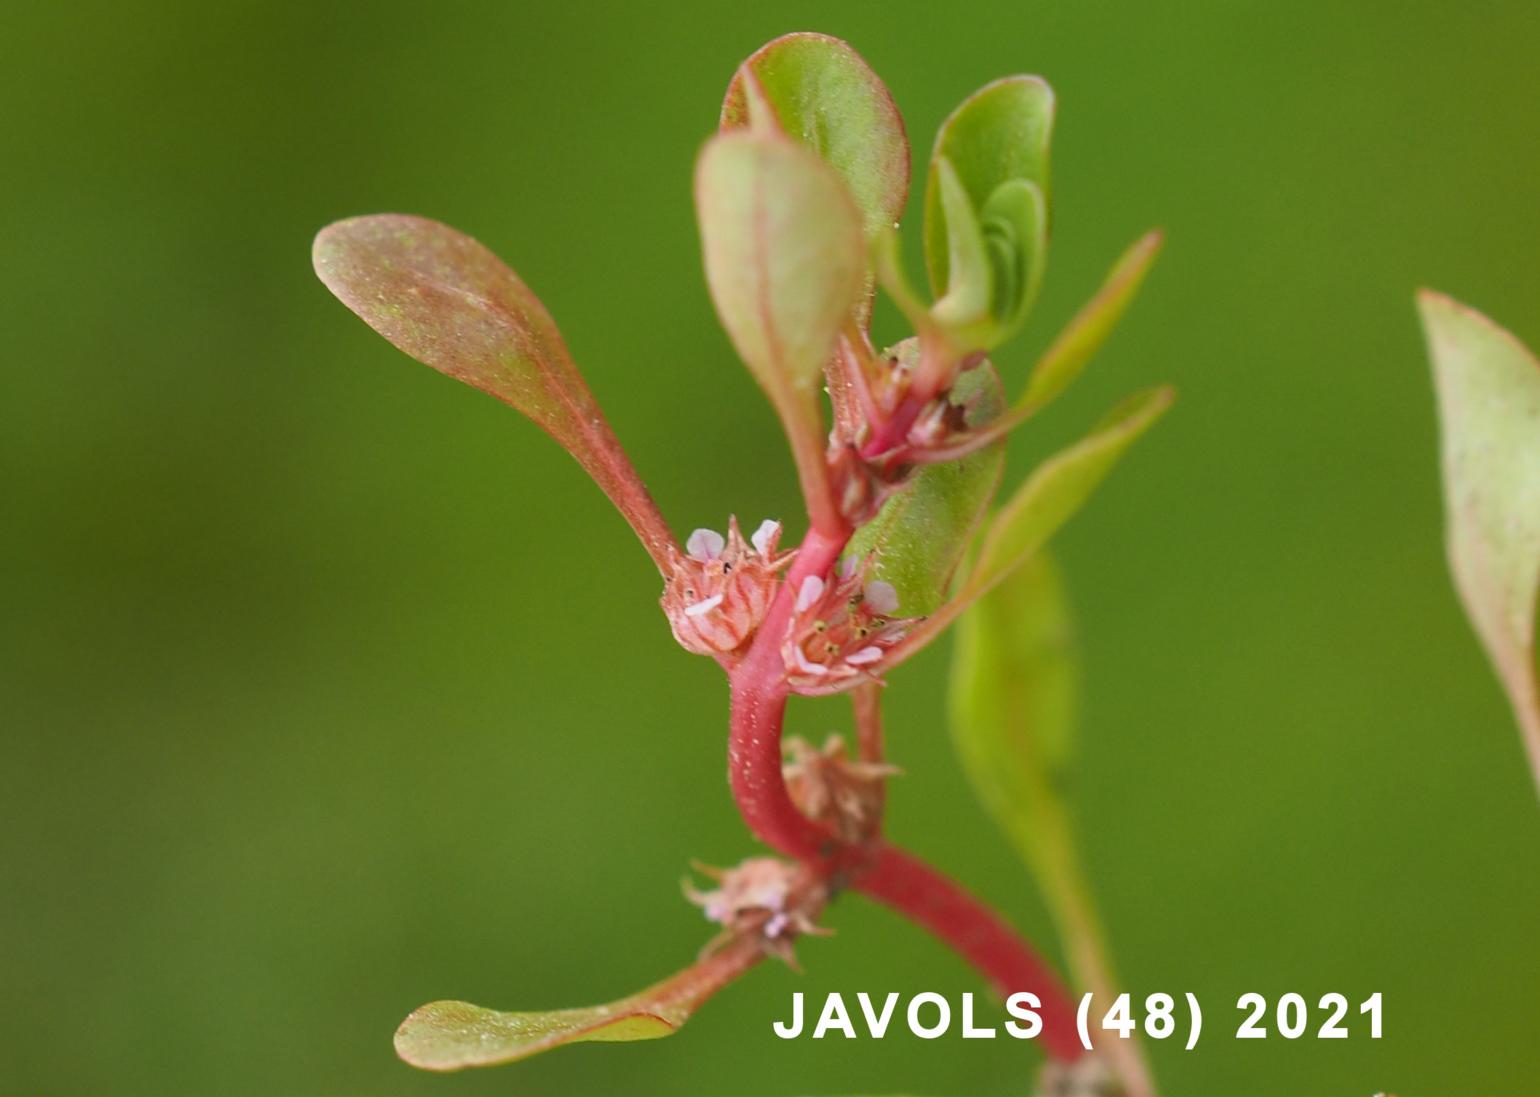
[661, 517, 794, 657]
[781, 561, 915, 694]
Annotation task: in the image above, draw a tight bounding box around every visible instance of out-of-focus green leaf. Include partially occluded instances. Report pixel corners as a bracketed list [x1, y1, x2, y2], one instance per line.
[695, 131, 865, 435]
[882, 386, 1171, 667]
[311, 214, 676, 570]
[950, 550, 1076, 870]
[924, 76, 1054, 298]
[1420, 290, 1540, 790]
[1017, 229, 1164, 417]
[721, 32, 909, 246]
[951, 555, 1160, 1097]
[845, 343, 1006, 615]
[969, 387, 1172, 597]
[395, 938, 762, 1071]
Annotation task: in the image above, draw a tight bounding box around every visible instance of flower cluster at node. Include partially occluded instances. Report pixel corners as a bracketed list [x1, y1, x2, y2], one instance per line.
[783, 735, 899, 844]
[661, 517, 794, 657]
[782, 561, 916, 694]
[684, 856, 828, 965]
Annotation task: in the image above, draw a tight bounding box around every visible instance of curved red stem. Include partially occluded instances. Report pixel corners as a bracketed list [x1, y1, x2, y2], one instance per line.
[725, 523, 1083, 1063]
[855, 841, 1083, 1061]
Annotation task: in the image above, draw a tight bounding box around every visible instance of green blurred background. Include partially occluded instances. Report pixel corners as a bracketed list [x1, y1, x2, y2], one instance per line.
[4, 2, 1538, 1094]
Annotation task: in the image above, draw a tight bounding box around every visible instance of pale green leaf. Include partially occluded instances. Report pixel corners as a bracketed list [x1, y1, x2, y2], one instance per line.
[924, 76, 1054, 297]
[845, 344, 1006, 614]
[695, 130, 865, 411]
[950, 550, 1077, 872]
[1420, 289, 1540, 788]
[721, 32, 909, 245]
[930, 157, 994, 337]
[883, 386, 1171, 664]
[395, 938, 761, 1071]
[950, 551, 1156, 1096]
[311, 214, 675, 570]
[970, 387, 1173, 596]
[1018, 229, 1164, 416]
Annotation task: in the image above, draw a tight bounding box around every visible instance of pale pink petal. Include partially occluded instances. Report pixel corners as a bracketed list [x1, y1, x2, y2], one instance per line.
[837, 556, 859, 579]
[684, 593, 725, 618]
[863, 580, 899, 616]
[791, 645, 828, 676]
[687, 528, 725, 561]
[751, 518, 780, 557]
[795, 575, 825, 612]
[845, 646, 884, 666]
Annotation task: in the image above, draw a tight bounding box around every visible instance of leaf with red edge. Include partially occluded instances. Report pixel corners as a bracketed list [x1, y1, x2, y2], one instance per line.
[721, 32, 909, 246]
[1420, 290, 1540, 791]
[395, 936, 763, 1071]
[312, 214, 675, 570]
[695, 131, 865, 530]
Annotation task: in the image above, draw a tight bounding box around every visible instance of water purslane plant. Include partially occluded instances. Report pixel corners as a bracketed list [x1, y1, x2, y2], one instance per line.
[313, 32, 1172, 1096]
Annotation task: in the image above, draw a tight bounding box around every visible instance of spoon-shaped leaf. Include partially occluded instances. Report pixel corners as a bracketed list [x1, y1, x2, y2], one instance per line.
[695, 131, 865, 530]
[845, 342, 1006, 614]
[721, 32, 909, 246]
[924, 76, 1055, 298]
[890, 386, 1171, 659]
[1017, 229, 1164, 417]
[1419, 290, 1540, 792]
[396, 936, 763, 1071]
[312, 214, 676, 571]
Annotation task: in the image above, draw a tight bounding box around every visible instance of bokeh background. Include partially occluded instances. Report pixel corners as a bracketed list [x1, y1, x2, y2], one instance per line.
[4, 2, 1539, 1094]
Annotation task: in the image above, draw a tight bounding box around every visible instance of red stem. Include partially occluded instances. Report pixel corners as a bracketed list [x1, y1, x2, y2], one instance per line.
[728, 527, 846, 863]
[726, 522, 1083, 1063]
[856, 841, 1083, 1061]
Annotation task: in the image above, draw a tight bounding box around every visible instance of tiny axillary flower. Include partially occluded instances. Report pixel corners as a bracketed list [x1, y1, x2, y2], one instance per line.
[684, 857, 829, 965]
[783, 734, 900, 844]
[782, 559, 915, 694]
[661, 517, 794, 657]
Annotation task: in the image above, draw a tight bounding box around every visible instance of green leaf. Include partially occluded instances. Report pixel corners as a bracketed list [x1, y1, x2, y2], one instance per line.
[1419, 290, 1540, 788]
[1017, 229, 1164, 417]
[930, 157, 994, 338]
[311, 214, 676, 571]
[395, 938, 762, 1071]
[695, 131, 865, 491]
[879, 386, 1171, 669]
[950, 553, 1159, 1097]
[950, 550, 1077, 873]
[721, 32, 909, 246]
[969, 387, 1172, 597]
[924, 76, 1054, 298]
[979, 177, 1047, 342]
[845, 344, 1007, 614]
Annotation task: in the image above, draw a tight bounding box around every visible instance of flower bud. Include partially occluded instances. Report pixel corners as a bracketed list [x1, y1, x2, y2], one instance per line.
[684, 856, 828, 965]
[783, 735, 899, 844]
